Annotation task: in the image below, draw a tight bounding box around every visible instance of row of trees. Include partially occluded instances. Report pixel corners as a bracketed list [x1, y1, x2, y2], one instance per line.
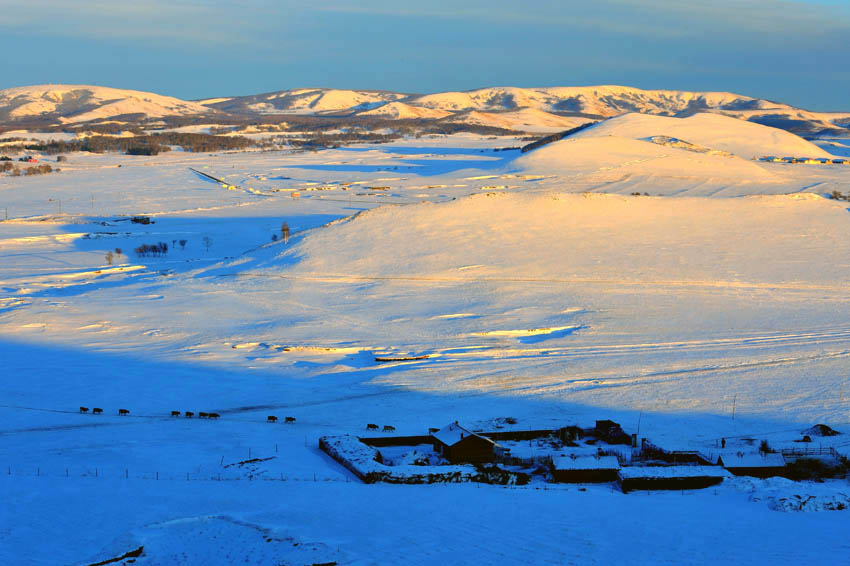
[134, 242, 169, 257]
[0, 162, 54, 176]
[21, 132, 252, 156]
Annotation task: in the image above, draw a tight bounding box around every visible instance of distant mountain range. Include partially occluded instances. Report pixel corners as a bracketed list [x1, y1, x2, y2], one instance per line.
[1, 84, 848, 137]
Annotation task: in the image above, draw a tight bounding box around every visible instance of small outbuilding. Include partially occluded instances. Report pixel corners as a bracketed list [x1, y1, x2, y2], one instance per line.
[717, 452, 787, 478]
[431, 422, 502, 464]
[594, 420, 631, 445]
[552, 455, 620, 483]
[618, 466, 726, 493]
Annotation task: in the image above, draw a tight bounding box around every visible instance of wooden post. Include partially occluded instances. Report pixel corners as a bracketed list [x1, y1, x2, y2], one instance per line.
[732, 394, 737, 420]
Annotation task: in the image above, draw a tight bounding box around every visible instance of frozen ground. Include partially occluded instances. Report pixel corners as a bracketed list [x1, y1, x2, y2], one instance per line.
[1, 123, 850, 564]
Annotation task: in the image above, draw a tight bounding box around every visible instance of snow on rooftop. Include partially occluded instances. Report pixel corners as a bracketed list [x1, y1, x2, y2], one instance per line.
[618, 466, 729, 479]
[553, 455, 620, 471]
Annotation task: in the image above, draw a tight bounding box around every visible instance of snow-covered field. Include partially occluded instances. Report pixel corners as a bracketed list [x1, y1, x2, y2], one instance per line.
[2, 116, 850, 565]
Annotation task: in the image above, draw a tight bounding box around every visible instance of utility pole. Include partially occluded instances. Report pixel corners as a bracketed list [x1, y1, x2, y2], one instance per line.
[732, 394, 737, 420]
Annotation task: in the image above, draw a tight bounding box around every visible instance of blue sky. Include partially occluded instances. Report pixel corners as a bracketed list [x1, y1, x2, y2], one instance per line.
[0, 0, 847, 110]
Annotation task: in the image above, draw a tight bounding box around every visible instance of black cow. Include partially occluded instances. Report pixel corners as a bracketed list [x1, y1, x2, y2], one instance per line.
[267, 416, 278, 423]
[92, 408, 103, 415]
[285, 416, 296, 423]
[366, 423, 379, 430]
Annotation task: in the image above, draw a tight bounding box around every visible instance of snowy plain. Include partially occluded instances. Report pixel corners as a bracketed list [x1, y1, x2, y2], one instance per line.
[1, 116, 850, 564]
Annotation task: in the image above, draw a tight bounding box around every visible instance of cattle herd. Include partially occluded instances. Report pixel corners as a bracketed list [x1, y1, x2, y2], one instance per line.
[77, 406, 396, 431]
[267, 415, 296, 423]
[78, 406, 302, 424]
[79, 406, 129, 416]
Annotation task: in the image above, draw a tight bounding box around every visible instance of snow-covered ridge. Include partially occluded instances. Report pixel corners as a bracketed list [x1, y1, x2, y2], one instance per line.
[2, 83, 848, 136]
[0, 84, 215, 124]
[202, 84, 850, 135]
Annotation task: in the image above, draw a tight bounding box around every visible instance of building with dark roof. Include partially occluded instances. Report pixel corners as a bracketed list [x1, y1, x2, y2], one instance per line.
[431, 422, 502, 464]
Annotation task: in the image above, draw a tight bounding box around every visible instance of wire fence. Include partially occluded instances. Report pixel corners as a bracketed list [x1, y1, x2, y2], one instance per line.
[2, 464, 352, 484]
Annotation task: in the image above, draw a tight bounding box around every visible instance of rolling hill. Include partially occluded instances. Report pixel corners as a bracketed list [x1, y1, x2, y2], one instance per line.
[0, 84, 847, 137]
[0, 84, 216, 125]
[568, 113, 833, 159]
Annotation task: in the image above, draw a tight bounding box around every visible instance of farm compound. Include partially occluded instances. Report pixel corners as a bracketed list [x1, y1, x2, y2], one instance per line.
[319, 419, 849, 492]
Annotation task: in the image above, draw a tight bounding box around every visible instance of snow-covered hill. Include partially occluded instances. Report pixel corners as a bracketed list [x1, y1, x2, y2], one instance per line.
[207, 85, 850, 135]
[445, 108, 588, 133]
[203, 88, 407, 115]
[567, 113, 832, 159]
[0, 85, 215, 124]
[515, 135, 777, 181]
[355, 101, 452, 120]
[1, 83, 848, 136]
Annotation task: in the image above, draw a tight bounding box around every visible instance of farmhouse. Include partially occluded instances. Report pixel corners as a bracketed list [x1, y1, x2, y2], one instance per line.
[552, 455, 620, 483]
[717, 452, 786, 478]
[431, 422, 502, 464]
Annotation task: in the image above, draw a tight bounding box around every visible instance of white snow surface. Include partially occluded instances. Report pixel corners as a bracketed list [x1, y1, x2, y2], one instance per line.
[1, 133, 849, 564]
